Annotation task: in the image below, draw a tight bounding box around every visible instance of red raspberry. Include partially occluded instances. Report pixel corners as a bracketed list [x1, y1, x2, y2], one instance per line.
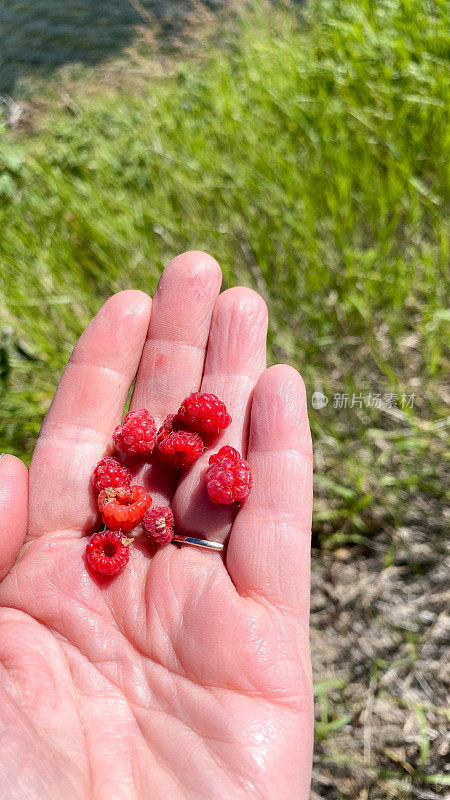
[205, 446, 253, 504]
[208, 445, 240, 465]
[156, 414, 183, 446]
[113, 409, 156, 455]
[85, 530, 130, 576]
[91, 457, 132, 493]
[157, 430, 204, 468]
[177, 392, 231, 436]
[142, 506, 174, 545]
[98, 485, 152, 531]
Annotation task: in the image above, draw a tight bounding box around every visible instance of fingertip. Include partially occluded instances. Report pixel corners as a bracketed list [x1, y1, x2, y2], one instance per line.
[96, 289, 152, 324]
[255, 363, 308, 409]
[0, 453, 28, 482]
[215, 286, 268, 326]
[205, 287, 268, 372]
[158, 251, 223, 296]
[250, 364, 311, 455]
[74, 290, 152, 368]
[145, 251, 223, 346]
[174, 250, 222, 272]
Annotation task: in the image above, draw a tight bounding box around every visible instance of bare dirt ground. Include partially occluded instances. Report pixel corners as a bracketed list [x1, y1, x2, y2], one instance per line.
[310, 504, 449, 799]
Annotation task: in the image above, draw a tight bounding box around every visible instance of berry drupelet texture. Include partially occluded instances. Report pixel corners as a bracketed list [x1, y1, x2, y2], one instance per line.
[157, 430, 204, 468]
[113, 409, 157, 455]
[84, 390, 252, 576]
[85, 530, 130, 576]
[91, 456, 132, 493]
[98, 485, 152, 531]
[156, 414, 182, 446]
[142, 506, 175, 545]
[205, 446, 253, 504]
[177, 392, 231, 436]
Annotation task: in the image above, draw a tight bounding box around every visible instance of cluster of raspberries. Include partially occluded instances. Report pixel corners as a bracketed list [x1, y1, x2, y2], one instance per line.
[85, 392, 253, 577]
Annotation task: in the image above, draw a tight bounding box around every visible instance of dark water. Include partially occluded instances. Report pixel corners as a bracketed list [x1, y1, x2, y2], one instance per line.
[0, 0, 223, 94]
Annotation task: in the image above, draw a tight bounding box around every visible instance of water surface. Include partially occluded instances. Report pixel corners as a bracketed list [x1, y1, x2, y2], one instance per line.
[0, 0, 222, 94]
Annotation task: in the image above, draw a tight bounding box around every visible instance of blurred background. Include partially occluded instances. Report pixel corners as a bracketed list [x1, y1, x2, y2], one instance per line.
[0, 0, 448, 796]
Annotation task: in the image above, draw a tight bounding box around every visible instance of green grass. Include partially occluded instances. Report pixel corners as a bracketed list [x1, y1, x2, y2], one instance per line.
[0, 0, 448, 543]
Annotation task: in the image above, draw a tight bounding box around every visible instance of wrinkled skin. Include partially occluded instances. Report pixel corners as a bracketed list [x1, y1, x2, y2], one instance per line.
[0, 252, 313, 800]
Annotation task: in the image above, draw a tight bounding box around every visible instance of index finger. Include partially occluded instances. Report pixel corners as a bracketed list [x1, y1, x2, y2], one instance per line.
[28, 291, 152, 537]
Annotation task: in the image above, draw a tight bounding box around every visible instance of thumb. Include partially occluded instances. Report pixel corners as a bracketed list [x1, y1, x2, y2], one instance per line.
[0, 454, 28, 581]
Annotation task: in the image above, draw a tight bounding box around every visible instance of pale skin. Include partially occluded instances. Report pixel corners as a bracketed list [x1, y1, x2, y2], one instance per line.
[0, 252, 313, 800]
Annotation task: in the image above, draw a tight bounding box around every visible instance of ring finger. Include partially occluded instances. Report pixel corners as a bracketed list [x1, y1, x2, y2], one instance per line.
[172, 287, 268, 543]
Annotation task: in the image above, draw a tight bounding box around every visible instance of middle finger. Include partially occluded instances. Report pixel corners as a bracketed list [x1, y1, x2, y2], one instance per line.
[129, 251, 222, 503]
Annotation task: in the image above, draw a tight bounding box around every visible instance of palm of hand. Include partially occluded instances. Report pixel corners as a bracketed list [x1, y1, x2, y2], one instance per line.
[0, 253, 313, 800]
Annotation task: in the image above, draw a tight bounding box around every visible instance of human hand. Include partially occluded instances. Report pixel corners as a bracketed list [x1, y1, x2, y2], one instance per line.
[0, 252, 313, 800]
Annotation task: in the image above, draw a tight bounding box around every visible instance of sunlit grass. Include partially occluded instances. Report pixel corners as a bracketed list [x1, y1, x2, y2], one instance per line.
[0, 0, 448, 542]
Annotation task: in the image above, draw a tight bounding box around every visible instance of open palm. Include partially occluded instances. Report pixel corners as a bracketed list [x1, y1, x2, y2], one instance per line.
[0, 252, 313, 800]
